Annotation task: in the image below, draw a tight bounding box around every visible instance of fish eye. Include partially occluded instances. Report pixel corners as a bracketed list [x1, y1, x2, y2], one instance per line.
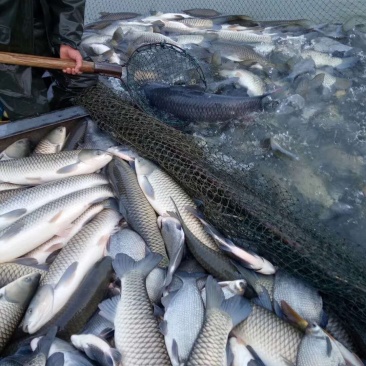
[28, 308, 32, 314]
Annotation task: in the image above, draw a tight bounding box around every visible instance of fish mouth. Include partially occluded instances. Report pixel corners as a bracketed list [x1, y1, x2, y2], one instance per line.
[23, 324, 29, 333]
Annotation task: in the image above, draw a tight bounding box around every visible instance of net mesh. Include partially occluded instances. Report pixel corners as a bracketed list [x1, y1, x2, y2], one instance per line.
[85, 0, 366, 26]
[75, 83, 366, 356]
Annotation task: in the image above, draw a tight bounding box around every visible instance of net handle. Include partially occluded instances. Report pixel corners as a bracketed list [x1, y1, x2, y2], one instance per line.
[0, 52, 123, 77]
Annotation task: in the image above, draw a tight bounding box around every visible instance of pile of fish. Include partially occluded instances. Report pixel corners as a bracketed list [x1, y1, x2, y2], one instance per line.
[80, 8, 366, 253]
[0, 121, 364, 365]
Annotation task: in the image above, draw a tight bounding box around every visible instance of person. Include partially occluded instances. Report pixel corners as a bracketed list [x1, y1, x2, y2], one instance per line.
[0, 0, 98, 121]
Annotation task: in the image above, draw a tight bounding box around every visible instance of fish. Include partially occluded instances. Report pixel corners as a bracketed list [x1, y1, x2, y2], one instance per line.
[0, 173, 108, 231]
[206, 29, 273, 43]
[189, 206, 276, 275]
[22, 208, 121, 334]
[311, 37, 353, 53]
[78, 120, 117, 151]
[0, 185, 114, 263]
[0, 273, 40, 352]
[182, 8, 222, 17]
[71, 334, 122, 366]
[32, 337, 95, 366]
[0, 150, 113, 185]
[158, 216, 185, 287]
[220, 69, 266, 96]
[0, 188, 28, 204]
[186, 276, 252, 366]
[0, 138, 31, 160]
[143, 82, 267, 123]
[141, 13, 192, 22]
[146, 267, 167, 304]
[161, 272, 205, 365]
[99, 253, 171, 365]
[232, 303, 303, 366]
[315, 70, 352, 90]
[107, 157, 169, 267]
[296, 323, 346, 366]
[63, 120, 88, 151]
[211, 43, 274, 68]
[107, 224, 148, 260]
[178, 15, 257, 28]
[34, 127, 67, 155]
[201, 279, 247, 306]
[153, 20, 206, 35]
[0, 262, 47, 288]
[178, 257, 206, 274]
[35, 257, 113, 341]
[262, 137, 300, 161]
[301, 50, 358, 69]
[99, 11, 141, 21]
[17, 199, 111, 266]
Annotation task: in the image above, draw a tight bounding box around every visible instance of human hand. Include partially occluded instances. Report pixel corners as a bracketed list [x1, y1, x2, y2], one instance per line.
[59, 44, 83, 75]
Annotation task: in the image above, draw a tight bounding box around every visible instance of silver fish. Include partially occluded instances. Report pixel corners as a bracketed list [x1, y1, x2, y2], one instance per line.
[296, 323, 346, 366]
[0, 183, 26, 191]
[34, 127, 67, 155]
[302, 50, 358, 69]
[17, 199, 112, 265]
[207, 29, 272, 43]
[0, 173, 108, 231]
[71, 334, 122, 366]
[229, 337, 261, 366]
[220, 69, 266, 97]
[0, 273, 40, 352]
[187, 276, 251, 366]
[0, 185, 114, 263]
[0, 150, 113, 185]
[107, 157, 169, 267]
[0, 262, 47, 288]
[99, 253, 171, 365]
[0, 138, 31, 160]
[22, 208, 121, 334]
[0, 188, 28, 204]
[315, 70, 352, 90]
[146, 267, 167, 304]
[81, 313, 115, 338]
[161, 273, 205, 365]
[158, 216, 185, 288]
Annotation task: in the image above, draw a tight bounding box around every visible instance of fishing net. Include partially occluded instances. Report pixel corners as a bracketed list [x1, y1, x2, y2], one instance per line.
[85, 0, 366, 26]
[75, 82, 366, 356]
[125, 42, 206, 129]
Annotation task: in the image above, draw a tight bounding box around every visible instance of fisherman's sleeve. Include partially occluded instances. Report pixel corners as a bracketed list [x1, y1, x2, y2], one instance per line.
[48, 0, 86, 51]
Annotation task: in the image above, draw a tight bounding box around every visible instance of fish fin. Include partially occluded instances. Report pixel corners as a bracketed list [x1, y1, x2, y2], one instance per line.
[226, 340, 234, 366]
[86, 343, 121, 366]
[159, 320, 168, 336]
[273, 299, 285, 319]
[320, 309, 328, 328]
[113, 252, 162, 279]
[171, 339, 180, 365]
[113, 26, 124, 43]
[46, 249, 62, 265]
[110, 348, 122, 365]
[221, 295, 252, 327]
[310, 73, 325, 88]
[280, 300, 308, 331]
[153, 303, 164, 317]
[54, 262, 78, 292]
[56, 162, 81, 174]
[36, 326, 58, 356]
[336, 56, 358, 70]
[47, 352, 64, 365]
[55, 223, 74, 238]
[252, 286, 273, 312]
[205, 275, 225, 310]
[161, 290, 179, 309]
[326, 336, 333, 356]
[246, 345, 266, 366]
[139, 175, 155, 200]
[97, 234, 110, 248]
[99, 327, 115, 339]
[102, 197, 119, 212]
[98, 295, 120, 323]
[0, 221, 25, 241]
[12, 257, 39, 266]
[0, 208, 27, 220]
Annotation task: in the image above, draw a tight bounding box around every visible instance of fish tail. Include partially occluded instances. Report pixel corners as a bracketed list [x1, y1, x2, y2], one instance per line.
[98, 295, 120, 323]
[101, 197, 119, 212]
[337, 56, 358, 70]
[113, 252, 163, 279]
[35, 326, 58, 357]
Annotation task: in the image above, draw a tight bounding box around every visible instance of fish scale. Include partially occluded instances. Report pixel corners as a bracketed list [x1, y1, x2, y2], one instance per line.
[0, 189, 27, 204]
[0, 302, 23, 352]
[0, 263, 46, 288]
[115, 272, 171, 365]
[187, 310, 231, 365]
[0, 150, 112, 185]
[232, 304, 303, 366]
